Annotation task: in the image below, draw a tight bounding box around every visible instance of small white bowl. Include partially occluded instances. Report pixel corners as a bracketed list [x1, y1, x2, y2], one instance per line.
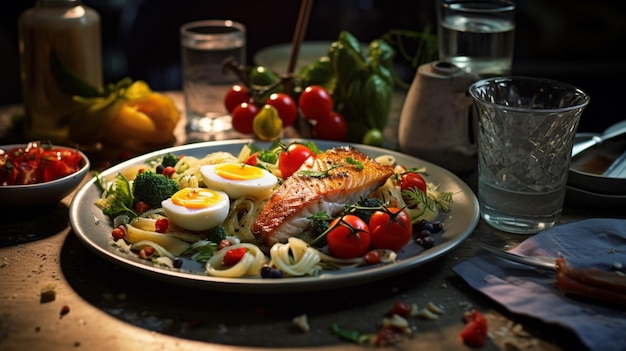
[0, 144, 90, 208]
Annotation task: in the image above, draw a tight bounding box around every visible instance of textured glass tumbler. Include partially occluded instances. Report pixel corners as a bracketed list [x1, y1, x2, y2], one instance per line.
[469, 77, 590, 234]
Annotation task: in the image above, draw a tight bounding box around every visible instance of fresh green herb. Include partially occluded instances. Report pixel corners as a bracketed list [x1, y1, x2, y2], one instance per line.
[308, 212, 333, 240]
[427, 183, 454, 212]
[50, 50, 103, 98]
[184, 240, 218, 262]
[380, 28, 438, 89]
[102, 173, 136, 219]
[297, 163, 343, 178]
[346, 157, 363, 170]
[302, 141, 323, 154]
[331, 324, 371, 344]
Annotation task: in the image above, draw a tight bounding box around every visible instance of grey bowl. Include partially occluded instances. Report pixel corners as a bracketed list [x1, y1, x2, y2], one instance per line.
[0, 144, 90, 208]
[568, 133, 626, 195]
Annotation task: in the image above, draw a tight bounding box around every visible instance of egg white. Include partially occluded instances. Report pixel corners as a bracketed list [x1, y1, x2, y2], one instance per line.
[161, 188, 230, 231]
[200, 163, 278, 200]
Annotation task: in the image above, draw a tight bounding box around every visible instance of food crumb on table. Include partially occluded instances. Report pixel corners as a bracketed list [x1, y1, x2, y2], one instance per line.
[40, 283, 56, 303]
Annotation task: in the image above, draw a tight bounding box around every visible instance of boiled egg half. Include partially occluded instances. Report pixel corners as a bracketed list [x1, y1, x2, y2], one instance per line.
[161, 187, 229, 231]
[200, 163, 278, 200]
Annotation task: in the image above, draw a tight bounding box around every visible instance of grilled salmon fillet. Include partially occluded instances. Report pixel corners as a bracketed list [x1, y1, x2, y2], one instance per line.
[252, 146, 394, 246]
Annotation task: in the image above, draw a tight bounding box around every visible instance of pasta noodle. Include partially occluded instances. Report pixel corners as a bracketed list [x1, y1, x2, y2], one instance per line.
[223, 197, 267, 243]
[269, 237, 322, 277]
[206, 243, 267, 277]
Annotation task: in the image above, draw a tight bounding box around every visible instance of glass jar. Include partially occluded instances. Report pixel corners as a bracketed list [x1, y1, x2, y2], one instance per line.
[18, 0, 102, 146]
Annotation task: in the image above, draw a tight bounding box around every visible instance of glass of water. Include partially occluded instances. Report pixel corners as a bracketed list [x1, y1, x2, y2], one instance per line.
[180, 20, 246, 142]
[437, 0, 515, 77]
[469, 77, 589, 234]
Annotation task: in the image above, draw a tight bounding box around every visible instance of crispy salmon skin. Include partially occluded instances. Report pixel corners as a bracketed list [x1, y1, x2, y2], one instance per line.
[252, 146, 394, 246]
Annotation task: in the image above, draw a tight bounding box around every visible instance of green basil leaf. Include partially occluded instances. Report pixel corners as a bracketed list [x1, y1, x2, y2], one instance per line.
[50, 50, 103, 98]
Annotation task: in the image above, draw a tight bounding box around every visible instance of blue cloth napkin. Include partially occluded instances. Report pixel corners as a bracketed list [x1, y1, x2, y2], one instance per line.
[453, 218, 626, 351]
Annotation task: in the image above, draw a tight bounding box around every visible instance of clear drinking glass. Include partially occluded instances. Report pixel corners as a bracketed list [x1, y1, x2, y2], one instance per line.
[469, 77, 590, 234]
[437, 0, 515, 77]
[180, 20, 246, 141]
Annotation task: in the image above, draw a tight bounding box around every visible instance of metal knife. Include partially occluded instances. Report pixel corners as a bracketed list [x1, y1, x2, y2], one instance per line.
[477, 242, 557, 270]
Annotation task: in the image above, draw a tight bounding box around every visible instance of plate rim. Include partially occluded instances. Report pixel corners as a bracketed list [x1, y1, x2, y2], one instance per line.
[69, 139, 480, 293]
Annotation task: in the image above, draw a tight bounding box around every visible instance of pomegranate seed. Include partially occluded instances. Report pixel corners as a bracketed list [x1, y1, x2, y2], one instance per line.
[139, 246, 155, 259]
[134, 201, 150, 214]
[111, 227, 125, 240]
[162, 166, 176, 178]
[389, 301, 412, 318]
[217, 239, 232, 250]
[155, 218, 169, 233]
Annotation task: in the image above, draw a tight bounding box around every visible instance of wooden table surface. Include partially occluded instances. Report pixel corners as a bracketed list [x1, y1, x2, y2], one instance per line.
[0, 92, 622, 351]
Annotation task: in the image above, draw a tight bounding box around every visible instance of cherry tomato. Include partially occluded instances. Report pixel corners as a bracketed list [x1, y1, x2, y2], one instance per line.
[0, 154, 18, 185]
[223, 247, 247, 266]
[265, 93, 297, 127]
[368, 207, 413, 251]
[400, 171, 427, 195]
[278, 143, 314, 178]
[231, 102, 259, 134]
[364, 250, 382, 265]
[313, 110, 348, 141]
[298, 85, 333, 121]
[460, 310, 488, 347]
[39, 157, 75, 183]
[326, 215, 370, 259]
[244, 152, 259, 166]
[224, 85, 250, 113]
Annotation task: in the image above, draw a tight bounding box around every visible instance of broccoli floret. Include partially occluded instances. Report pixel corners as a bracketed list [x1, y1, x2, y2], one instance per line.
[132, 171, 179, 208]
[207, 225, 227, 243]
[161, 153, 179, 168]
[352, 197, 385, 223]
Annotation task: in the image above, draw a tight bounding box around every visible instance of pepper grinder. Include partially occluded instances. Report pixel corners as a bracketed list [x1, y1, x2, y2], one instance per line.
[398, 61, 479, 174]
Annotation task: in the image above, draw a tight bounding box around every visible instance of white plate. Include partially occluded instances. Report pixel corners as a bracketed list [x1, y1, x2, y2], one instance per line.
[69, 139, 479, 293]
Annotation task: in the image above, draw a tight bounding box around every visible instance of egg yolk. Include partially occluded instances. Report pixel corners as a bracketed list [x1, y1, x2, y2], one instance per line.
[171, 188, 224, 209]
[214, 163, 263, 180]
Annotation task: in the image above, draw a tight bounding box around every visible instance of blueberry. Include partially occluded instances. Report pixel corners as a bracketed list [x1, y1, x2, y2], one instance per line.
[173, 257, 183, 268]
[417, 236, 435, 249]
[431, 221, 443, 233]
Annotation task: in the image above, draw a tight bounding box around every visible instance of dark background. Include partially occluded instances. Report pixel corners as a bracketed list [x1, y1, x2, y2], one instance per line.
[1, 0, 625, 133]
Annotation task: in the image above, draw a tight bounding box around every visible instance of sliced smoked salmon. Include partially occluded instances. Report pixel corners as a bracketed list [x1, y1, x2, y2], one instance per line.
[252, 146, 394, 246]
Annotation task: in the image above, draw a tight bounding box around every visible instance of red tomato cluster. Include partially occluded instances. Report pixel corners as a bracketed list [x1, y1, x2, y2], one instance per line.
[299, 86, 348, 141]
[0, 141, 83, 186]
[224, 84, 348, 141]
[326, 207, 413, 259]
[226, 85, 297, 134]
